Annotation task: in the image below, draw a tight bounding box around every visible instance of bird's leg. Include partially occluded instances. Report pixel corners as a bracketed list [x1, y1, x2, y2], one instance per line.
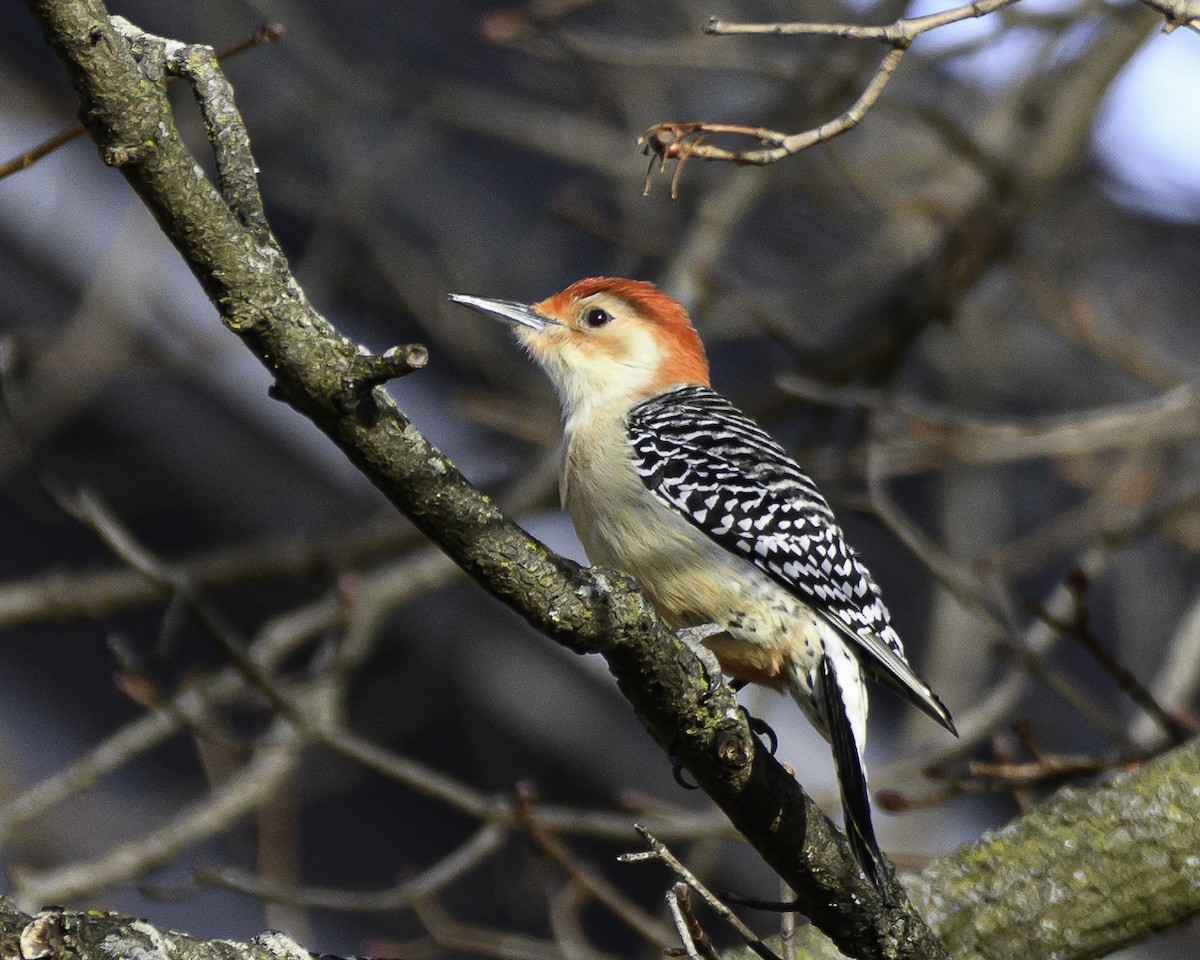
[670, 624, 724, 791]
[674, 622, 726, 696]
[676, 625, 778, 753]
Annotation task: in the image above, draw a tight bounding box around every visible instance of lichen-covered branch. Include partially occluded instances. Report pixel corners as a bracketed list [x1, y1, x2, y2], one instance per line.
[0, 902, 320, 960]
[910, 735, 1200, 960]
[3, 740, 1199, 960]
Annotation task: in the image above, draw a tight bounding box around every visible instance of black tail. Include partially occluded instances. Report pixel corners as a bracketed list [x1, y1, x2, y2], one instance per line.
[818, 656, 886, 897]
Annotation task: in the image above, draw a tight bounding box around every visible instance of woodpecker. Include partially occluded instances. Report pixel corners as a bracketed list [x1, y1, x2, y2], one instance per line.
[450, 277, 955, 890]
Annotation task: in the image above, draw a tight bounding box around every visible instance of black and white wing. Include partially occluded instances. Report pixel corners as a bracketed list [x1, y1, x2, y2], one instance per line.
[628, 385, 954, 733]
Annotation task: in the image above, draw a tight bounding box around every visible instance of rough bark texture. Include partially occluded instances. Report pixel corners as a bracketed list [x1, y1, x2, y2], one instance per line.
[2, 742, 1199, 960]
[742, 737, 1200, 959]
[0, 902, 315, 960]
[19, 1, 1200, 959]
[909, 736, 1200, 960]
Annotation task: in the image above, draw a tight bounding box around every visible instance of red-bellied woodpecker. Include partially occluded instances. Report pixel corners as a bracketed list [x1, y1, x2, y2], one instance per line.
[450, 277, 956, 890]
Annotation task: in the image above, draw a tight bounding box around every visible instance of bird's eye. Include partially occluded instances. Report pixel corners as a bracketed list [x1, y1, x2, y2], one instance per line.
[583, 307, 612, 328]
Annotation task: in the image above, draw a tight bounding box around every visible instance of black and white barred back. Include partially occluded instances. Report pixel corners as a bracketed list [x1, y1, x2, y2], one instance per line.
[627, 385, 954, 733]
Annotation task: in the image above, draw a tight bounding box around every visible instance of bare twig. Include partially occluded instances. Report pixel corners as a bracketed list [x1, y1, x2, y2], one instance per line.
[316, 725, 735, 842]
[704, 0, 1018, 41]
[620, 825, 781, 960]
[640, 47, 905, 179]
[196, 821, 510, 912]
[879, 745, 1126, 812]
[667, 883, 722, 960]
[45, 485, 308, 724]
[991, 631, 1140, 750]
[0, 22, 284, 180]
[0, 595, 331, 844]
[779, 880, 798, 960]
[1134, 592, 1200, 747]
[639, 0, 1020, 191]
[1133, 0, 1200, 31]
[871, 385, 1200, 478]
[1026, 568, 1194, 744]
[0, 512, 417, 630]
[10, 722, 302, 908]
[513, 783, 676, 947]
[411, 896, 564, 960]
[547, 880, 622, 960]
[1012, 254, 1193, 391]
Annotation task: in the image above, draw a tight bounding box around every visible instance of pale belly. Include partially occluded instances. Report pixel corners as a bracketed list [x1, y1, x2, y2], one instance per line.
[564, 442, 824, 686]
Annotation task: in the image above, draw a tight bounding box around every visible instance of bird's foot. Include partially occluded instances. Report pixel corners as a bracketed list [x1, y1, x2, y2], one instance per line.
[740, 706, 778, 756]
[670, 757, 700, 790]
[675, 623, 725, 697]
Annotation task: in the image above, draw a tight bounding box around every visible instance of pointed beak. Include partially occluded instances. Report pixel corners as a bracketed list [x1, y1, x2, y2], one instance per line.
[448, 293, 559, 332]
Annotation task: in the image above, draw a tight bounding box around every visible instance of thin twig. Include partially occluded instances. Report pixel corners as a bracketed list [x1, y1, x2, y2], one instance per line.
[10, 722, 302, 908]
[0, 512, 417, 631]
[989, 631, 1138, 750]
[619, 825, 781, 960]
[704, 0, 1019, 43]
[667, 884, 721, 960]
[1132, 0, 1200, 31]
[0, 22, 284, 180]
[779, 879, 797, 960]
[317, 726, 735, 841]
[514, 783, 676, 947]
[547, 879, 622, 960]
[1026, 569, 1194, 744]
[411, 896, 564, 960]
[639, 0, 1021, 190]
[1134, 591, 1200, 746]
[640, 46, 907, 174]
[196, 821, 510, 911]
[3, 335, 315, 726]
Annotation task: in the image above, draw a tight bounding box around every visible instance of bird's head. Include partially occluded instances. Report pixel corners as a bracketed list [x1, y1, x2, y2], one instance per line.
[450, 277, 710, 423]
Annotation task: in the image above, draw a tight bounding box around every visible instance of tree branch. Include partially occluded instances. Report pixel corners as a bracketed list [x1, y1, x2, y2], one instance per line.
[638, 0, 1020, 183]
[2, 739, 1199, 960]
[907, 736, 1200, 960]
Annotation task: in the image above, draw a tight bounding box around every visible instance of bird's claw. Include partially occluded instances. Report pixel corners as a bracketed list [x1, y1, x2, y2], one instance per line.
[675, 623, 726, 698]
[741, 707, 779, 756]
[671, 757, 700, 790]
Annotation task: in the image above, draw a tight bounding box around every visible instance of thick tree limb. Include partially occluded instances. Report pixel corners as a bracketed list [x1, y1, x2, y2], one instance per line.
[24, 2, 945, 958]
[1, 740, 1198, 959]
[767, 737, 1200, 959]
[910, 736, 1200, 960]
[0, 904, 318, 960]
